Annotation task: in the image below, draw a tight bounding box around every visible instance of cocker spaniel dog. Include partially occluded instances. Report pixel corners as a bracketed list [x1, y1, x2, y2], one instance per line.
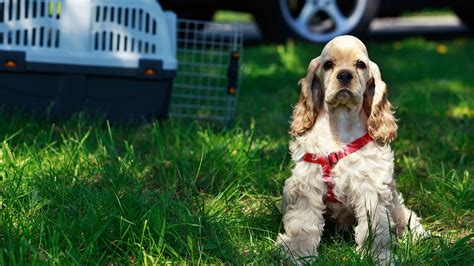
[277, 35, 425, 263]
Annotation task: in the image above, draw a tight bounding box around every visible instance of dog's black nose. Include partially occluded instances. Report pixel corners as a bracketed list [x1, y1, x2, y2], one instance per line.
[337, 71, 353, 84]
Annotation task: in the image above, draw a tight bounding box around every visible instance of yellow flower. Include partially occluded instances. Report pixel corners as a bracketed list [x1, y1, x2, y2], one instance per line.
[436, 44, 447, 55]
[393, 42, 402, 50]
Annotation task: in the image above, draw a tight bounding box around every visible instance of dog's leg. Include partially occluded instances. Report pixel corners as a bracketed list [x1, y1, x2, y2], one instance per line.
[391, 189, 425, 238]
[353, 183, 393, 262]
[277, 174, 326, 262]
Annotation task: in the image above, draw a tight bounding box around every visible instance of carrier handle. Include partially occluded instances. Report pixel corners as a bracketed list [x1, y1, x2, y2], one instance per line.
[227, 50, 240, 95]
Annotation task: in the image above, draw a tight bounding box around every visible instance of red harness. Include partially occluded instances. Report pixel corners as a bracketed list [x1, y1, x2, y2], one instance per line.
[303, 133, 373, 203]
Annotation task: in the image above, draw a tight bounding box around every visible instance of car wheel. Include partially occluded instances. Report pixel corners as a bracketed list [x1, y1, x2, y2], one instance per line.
[255, 0, 380, 43]
[453, 2, 474, 30]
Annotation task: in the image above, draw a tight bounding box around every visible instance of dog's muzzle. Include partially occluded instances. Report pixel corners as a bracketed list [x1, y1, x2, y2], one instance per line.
[334, 89, 353, 104]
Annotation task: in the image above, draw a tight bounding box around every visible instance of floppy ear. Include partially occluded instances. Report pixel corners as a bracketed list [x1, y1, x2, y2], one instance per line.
[290, 57, 323, 137]
[364, 61, 397, 145]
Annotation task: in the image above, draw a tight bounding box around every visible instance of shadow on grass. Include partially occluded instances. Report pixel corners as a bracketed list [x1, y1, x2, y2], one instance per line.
[2, 156, 243, 264]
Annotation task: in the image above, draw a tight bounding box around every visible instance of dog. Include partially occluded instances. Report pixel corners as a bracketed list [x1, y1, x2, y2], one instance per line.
[277, 35, 425, 263]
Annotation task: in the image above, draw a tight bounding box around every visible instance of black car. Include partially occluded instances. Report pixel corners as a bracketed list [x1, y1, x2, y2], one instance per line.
[161, 0, 473, 43]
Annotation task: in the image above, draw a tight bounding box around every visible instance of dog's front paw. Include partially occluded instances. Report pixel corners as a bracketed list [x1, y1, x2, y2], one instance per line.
[277, 233, 319, 263]
[410, 223, 429, 240]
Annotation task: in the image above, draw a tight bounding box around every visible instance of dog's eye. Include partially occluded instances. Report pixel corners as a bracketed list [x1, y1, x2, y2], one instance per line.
[356, 61, 366, 69]
[323, 61, 333, 70]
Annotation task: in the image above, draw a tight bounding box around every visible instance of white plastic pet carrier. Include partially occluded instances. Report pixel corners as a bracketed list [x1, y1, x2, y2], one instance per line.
[0, 0, 242, 122]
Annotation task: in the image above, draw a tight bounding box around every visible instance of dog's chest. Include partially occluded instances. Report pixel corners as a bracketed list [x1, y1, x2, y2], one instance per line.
[330, 145, 394, 199]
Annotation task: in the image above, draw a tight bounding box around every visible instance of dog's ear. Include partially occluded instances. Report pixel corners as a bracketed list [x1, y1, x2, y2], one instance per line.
[364, 61, 397, 145]
[290, 57, 323, 137]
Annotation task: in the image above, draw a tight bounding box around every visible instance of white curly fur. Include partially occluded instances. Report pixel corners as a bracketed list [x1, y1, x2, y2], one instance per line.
[277, 36, 425, 263]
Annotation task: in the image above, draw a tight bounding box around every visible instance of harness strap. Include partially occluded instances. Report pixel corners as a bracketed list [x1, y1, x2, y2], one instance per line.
[303, 133, 373, 203]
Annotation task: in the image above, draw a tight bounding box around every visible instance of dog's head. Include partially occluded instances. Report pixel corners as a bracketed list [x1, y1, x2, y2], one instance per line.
[290, 35, 397, 145]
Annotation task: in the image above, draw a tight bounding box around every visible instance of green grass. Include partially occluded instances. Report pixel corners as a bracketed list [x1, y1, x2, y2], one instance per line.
[401, 8, 455, 17]
[213, 10, 254, 23]
[212, 8, 457, 23]
[2, 38, 474, 264]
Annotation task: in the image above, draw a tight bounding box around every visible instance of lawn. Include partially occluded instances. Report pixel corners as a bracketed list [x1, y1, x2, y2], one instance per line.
[1, 38, 473, 264]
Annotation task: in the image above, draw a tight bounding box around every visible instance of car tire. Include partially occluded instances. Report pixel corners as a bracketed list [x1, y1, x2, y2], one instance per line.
[453, 2, 474, 30]
[254, 0, 380, 43]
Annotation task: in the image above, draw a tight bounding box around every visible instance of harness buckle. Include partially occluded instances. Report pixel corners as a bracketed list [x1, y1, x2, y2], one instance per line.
[327, 152, 339, 166]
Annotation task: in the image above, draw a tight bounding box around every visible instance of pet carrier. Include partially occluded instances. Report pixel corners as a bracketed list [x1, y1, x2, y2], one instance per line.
[0, 0, 177, 121]
[171, 19, 243, 122]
